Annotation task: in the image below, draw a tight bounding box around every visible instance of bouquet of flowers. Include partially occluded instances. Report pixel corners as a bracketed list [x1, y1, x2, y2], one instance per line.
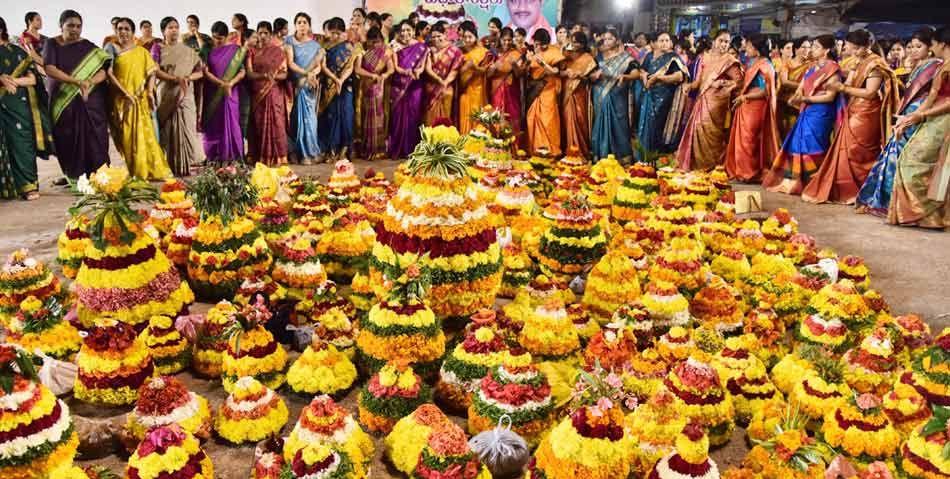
[214, 376, 289, 444]
[220, 297, 287, 392]
[125, 425, 213, 479]
[124, 376, 211, 443]
[74, 320, 154, 405]
[358, 361, 432, 434]
[141, 315, 191, 375]
[283, 395, 375, 477]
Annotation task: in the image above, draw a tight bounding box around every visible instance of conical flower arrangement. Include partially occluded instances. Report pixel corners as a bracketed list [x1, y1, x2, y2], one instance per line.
[358, 361, 432, 434]
[124, 376, 211, 442]
[148, 179, 196, 237]
[193, 300, 236, 378]
[6, 293, 81, 360]
[56, 215, 90, 279]
[467, 364, 554, 447]
[214, 376, 288, 444]
[384, 404, 491, 478]
[0, 249, 64, 326]
[74, 320, 154, 405]
[537, 193, 607, 281]
[612, 163, 659, 224]
[317, 205, 375, 282]
[270, 234, 327, 300]
[582, 249, 642, 325]
[141, 314, 191, 375]
[125, 425, 213, 479]
[282, 443, 359, 479]
[283, 395, 374, 477]
[220, 297, 287, 393]
[286, 341, 358, 397]
[370, 125, 502, 321]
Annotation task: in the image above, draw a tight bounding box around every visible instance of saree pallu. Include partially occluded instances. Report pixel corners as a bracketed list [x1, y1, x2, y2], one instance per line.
[109, 46, 170, 180]
[764, 61, 842, 195]
[676, 54, 741, 171]
[0, 46, 47, 197]
[388, 42, 427, 159]
[857, 59, 943, 215]
[888, 113, 950, 228]
[526, 46, 565, 156]
[288, 37, 322, 160]
[319, 41, 355, 153]
[562, 53, 596, 159]
[489, 49, 522, 144]
[156, 42, 202, 176]
[249, 45, 289, 166]
[359, 45, 390, 158]
[803, 55, 898, 204]
[725, 58, 781, 182]
[591, 51, 635, 163]
[458, 45, 491, 134]
[203, 44, 246, 163]
[636, 52, 688, 160]
[423, 45, 463, 126]
[780, 61, 812, 137]
[43, 38, 110, 179]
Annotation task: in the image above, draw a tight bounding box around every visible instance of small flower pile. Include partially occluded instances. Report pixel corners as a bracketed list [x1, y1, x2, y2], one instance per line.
[214, 376, 288, 444]
[468, 364, 554, 447]
[317, 206, 375, 281]
[612, 163, 659, 224]
[536, 194, 607, 281]
[282, 443, 358, 479]
[287, 341, 358, 397]
[663, 356, 736, 446]
[283, 395, 374, 477]
[192, 300, 237, 378]
[327, 159, 362, 207]
[648, 422, 720, 479]
[519, 298, 581, 361]
[125, 425, 213, 479]
[141, 315, 191, 374]
[499, 243, 536, 299]
[220, 297, 287, 392]
[74, 321, 154, 405]
[582, 249, 642, 325]
[358, 361, 432, 434]
[56, 215, 90, 279]
[0, 249, 64, 326]
[270, 235, 327, 300]
[6, 294, 80, 360]
[384, 404, 490, 478]
[148, 179, 197, 236]
[125, 376, 211, 442]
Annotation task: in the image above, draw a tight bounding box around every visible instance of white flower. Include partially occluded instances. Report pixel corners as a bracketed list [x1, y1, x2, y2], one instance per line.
[76, 175, 95, 195]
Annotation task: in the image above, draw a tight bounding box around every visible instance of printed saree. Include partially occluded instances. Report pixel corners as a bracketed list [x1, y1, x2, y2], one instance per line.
[287, 36, 322, 160]
[423, 44, 463, 126]
[725, 57, 781, 182]
[676, 53, 741, 171]
[359, 45, 390, 159]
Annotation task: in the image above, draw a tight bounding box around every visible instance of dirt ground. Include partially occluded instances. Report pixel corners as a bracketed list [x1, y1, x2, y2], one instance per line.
[2, 153, 949, 478]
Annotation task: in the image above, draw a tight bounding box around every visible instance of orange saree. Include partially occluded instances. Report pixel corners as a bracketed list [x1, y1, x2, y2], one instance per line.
[525, 46, 565, 156]
[725, 57, 781, 182]
[802, 54, 898, 204]
[561, 52, 597, 158]
[424, 45, 463, 126]
[458, 44, 492, 133]
[676, 53, 741, 171]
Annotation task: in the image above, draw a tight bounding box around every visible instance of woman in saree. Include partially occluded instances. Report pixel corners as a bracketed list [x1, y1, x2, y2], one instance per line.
[136, 20, 158, 51]
[423, 23, 463, 126]
[887, 27, 950, 229]
[636, 32, 688, 160]
[17, 12, 46, 70]
[247, 21, 288, 166]
[203, 21, 246, 164]
[764, 35, 841, 195]
[778, 38, 813, 137]
[488, 28, 522, 142]
[0, 17, 51, 200]
[858, 29, 942, 215]
[458, 21, 492, 134]
[347, 9, 367, 45]
[803, 30, 898, 204]
[525, 29, 566, 156]
[354, 27, 393, 160]
[388, 21, 428, 160]
[725, 34, 781, 182]
[43, 10, 110, 182]
[153, 17, 203, 177]
[676, 29, 741, 171]
[285, 13, 322, 164]
[318, 17, 355, 159]
[590, 29, 637, 163]
[561, 32, 596, 159]
[106, 18, 170, 181]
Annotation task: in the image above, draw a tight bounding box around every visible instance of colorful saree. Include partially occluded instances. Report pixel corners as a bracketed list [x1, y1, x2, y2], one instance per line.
[359, 45, 390, 159]
[725, 57, 781, 182]
[458, 45, 492, 134]
[0, 45, 50, 198]
[203, 44, 246, 163]
[591, 50, 635, 163]
[526, 46, 565, 156]
[155, 42, 202, 176]
[44, 38, 111, 179]
[676, 53, 741, 171]
[319, 41, 355, 153]
[562, 52, 596, 159]
[858, 58, 942, 215]
[780, 60, 812, 137]
[423, 44, 463, 126]
[388, 41, 428, 159]
[803, 54, 898, 204]
[109, 46, 170, 180]
[636, 51, 689, 160]
[489, 48, 522, 143]
[249, 44, 288, 166]
[764, 61, 842, 195]
[287, 36, 322, 160]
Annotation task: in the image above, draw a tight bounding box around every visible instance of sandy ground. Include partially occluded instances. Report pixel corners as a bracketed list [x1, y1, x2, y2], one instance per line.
[2, 151, 949, 477]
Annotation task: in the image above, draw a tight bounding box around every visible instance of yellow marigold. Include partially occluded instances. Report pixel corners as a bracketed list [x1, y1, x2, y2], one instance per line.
[90, 165, 129, 195]
[19, 295, 43, 313]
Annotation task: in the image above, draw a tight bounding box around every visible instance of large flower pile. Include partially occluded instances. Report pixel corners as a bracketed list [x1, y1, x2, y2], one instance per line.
[358, 361, 432, 434]
[74, 320, 154, 405]
[125, 424, 213, 479]
[536, 194, 607, 281]
[582, 249, 642, 325]
[125, 376, 211, 442]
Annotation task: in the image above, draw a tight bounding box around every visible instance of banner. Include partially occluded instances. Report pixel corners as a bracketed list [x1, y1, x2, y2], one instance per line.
[365, 0, 561, 40]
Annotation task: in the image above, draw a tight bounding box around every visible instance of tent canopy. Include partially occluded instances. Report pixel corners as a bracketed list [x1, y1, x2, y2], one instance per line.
[843, 0, 950, 23]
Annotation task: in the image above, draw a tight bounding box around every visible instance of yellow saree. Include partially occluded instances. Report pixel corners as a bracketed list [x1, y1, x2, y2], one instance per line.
[110, 46, 170, 180]
[458, 45, 491, 134]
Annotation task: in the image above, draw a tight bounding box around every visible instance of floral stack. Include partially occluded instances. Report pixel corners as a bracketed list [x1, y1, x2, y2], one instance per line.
[536, 194, 607, 281]
[5, 294, 80, 361]
[519, 298, 581, 361]
[283, 395, 374, 477]
[165, 216, 198, 268]
[148, 179, 197, 237]
[141, 315, 191, 375]
[495, 171, 536, 217]
[584, 323, 638, 372]
[56, 215, 89, 279]
[641, 280, 691, 333]
[612, 163, 659, 224]
[900, 405, 950, 479]
[759, 208, 797, 248]
[371, 125, 502, 321]
[648, 422, 720, 479]
[663, 356, 736, 446]
[906, 328, 950, 410]
[249, 199, 292, 248]
[355, 255, 446, 376]
[789, 354, 852, 420]
[234, 275, 287, 306]
[690, 275, 745, 337]
[290, 179, 331, 219]
[281, 443, 359, 479]
[286, 341, 358, 397]
[725, 360, 780, 424]
[627, 389, 687, 475]
[582, 249, 642, 325]
[125, 425, 213, 479]
[723, 406, 828, 479]
[384, 404, 490, 479]
[799, 280, 874, 352]
[317, 206, 375, 281]
[843, 326, 898, 394]
[838, 255, 871, 291]
[649, 236, 706, 296]
[214, 376, 289, 444]
[74, 320, 154, 405]
[0, 249, 64, 327]
[358, 361, 432, 434]
[584, 154, 625, 213]
[883, 382, 931, 437]
[0, 345, 80, 479]
[499, 243, 536, 299]
[821, 392, 901, 460]
[192, 300, 237, 378]
[467, 364, 554, 447]
[186, 165, 272, 301]
[219, 297, 286, 393]
[124, 376, 211, 443]
[327, 159, 362, 209]
[271, 235, 327, 300]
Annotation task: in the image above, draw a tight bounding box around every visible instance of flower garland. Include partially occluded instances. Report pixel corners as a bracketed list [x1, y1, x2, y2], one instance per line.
[213, 376, 288, 444]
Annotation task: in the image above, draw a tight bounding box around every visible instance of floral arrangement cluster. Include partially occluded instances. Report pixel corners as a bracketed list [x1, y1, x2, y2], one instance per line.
[148, 179, 197, 236]
[74, 321, 154, 405]
[270, 235, 327, 300]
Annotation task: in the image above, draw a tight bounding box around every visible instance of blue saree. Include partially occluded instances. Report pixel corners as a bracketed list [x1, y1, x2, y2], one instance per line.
[592, 50, 636, 163]
[318, 40, 355, 154]
[636, 51, 687, 160]
[287, 36, 323, 159]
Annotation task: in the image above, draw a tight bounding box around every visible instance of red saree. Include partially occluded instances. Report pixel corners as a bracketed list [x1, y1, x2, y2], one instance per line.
[725, 58, 781, 182]
[489, 49, 523, 142]
[676, 53, 741, 171]
[561, 52, 597, 158]
[248, 44, 288, 165]
[359, 45, 389, 159]
[803, 54, 897, 204]
[424, 45, 463, 126]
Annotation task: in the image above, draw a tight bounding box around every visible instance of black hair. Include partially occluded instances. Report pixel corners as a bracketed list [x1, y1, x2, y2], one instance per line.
[635, 31, 646, 40]
[680, 28, 693, 37]
[24, 12, 39, 28]
[713, 29, 730, 40]
[0, 17, 7, 42]
[571, 31, 589, 52]
[431, 22, 446, 35]
[557, 23, 570, 33]
[116, 17, 135, 33]
[500, 27, 514, 39]
[140, 20, 151, 29]
[532, 28, 551, 45]
[414, 21, 428, 37]
[233, 13, 249, 29]
[645, 32, 657, 43]
[257, 21, 272, 32]
[459, 20, 477, 38]
[695, 36, 712, 55]
[352, 8, 366, 18]
[366, 26, 383, 42]
[489, 17, 502, 30]
[910, 27, 935, 46]
[408, 12, 419, 22]
[793, 36, 808, 50]
[515, 27, 527, 38]
[367, 12, 380, 23]
[936, 26, 950, 45]
[747, 33, 770, 57]
[160, 17, 177, 32]
[60, 10, 82, 27]
[187, 15, 199, 26]
[274, 17, 288, 32]
[602, 27, 620, 41]
[380, 13, 392, 22]
[813, 34, 836, 60]
[111, 17, 120, 25]
[845, 29, 871, 47]
[326, 17, 345, 33]
[294, 12, 311, 27]
[211, 21, 228, 37]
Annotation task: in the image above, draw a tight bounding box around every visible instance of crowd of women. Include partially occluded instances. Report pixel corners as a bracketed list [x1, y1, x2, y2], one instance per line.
[0, 8, 948, 229]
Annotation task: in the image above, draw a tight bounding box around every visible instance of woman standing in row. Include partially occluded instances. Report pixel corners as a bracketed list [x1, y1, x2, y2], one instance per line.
[637, 32, 687, 160]
[388, 20, 427, 160]
[108, 17, 170, 180]
[725, 34, 780, 182]
[561, 31, 596, 159]
[859, 29, 943, 215]
[247, 21, 288, 166]
[286, 12, 322, 164]
[154, 16, 203, 176]
[525, 29, 565, 157]
[203, 21, 246, 164]
[355, 26, 393, 160]
[319, 17, 355, 160]
[778, 38, 813, 136]
[423, 23, 462, 125]
[591, 29, 636, 163]
[488, 27, 522, 142]
[458, 21, 491, 134]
